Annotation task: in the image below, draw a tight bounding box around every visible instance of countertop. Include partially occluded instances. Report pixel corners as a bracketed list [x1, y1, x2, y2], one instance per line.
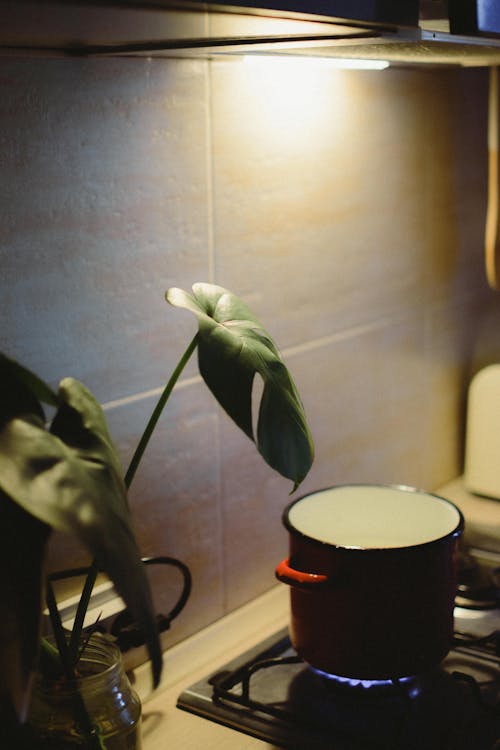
[136, 585, 289, 750]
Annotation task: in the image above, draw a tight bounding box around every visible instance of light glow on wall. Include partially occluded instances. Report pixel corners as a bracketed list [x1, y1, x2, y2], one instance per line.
[234, 55, 388, 150]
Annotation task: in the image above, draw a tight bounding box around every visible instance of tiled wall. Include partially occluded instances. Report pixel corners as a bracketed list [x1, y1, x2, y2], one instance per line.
[3, 55, 500, 649]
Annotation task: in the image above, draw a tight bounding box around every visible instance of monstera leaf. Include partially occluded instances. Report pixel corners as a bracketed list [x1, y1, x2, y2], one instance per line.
[0, 352, 57, 427]
[0, 375, 162, 692]
[166, 283, 314, 489]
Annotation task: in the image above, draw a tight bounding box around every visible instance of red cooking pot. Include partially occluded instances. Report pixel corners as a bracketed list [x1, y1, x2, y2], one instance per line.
[275, 484, 464, 680]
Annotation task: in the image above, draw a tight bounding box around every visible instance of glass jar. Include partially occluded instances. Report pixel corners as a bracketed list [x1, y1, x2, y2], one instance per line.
[27, 634, 142, 749]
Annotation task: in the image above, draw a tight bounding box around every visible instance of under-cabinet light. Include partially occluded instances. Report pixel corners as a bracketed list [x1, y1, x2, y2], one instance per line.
[243, 55, 390, 70]
[324, 58, 390, 70]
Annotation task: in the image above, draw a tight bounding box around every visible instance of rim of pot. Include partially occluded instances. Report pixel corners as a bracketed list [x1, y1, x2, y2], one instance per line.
[282, 483, 465, 553]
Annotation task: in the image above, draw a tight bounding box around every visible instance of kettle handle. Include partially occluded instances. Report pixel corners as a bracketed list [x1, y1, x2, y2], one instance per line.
[275, 558, 329, 588]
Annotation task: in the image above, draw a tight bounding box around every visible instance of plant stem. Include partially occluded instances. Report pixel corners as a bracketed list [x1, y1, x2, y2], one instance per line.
[67, 333, 200, 659]
[68, 565, 98, 662]
[45, 580, 74, 681]
[124, 332, 199, 490]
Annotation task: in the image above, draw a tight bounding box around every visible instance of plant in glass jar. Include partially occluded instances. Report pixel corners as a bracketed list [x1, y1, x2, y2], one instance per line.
[0, 283, 314, 749]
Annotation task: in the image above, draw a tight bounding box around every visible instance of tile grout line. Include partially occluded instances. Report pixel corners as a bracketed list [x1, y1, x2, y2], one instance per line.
[104, 296, 474, 414]
[279, 292, 482, 360]
[102, 313, 416, 412]
[205, 57, 216, 284]
[101, 374, 202, 412]
[205, 54, 228, 611]
[280, 313, 412, 359]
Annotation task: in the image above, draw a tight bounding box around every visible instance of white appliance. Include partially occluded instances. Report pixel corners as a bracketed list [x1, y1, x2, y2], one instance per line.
[465, 364, 500, 500]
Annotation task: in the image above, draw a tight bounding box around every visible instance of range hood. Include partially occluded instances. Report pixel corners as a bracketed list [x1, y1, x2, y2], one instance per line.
[3, 0, 500, 66]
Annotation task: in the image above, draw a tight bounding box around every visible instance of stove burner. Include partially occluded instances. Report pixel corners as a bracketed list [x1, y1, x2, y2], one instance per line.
[178, 552, 500, 747]
[289, 665, 465, 748]
[178, 625, 500, 749]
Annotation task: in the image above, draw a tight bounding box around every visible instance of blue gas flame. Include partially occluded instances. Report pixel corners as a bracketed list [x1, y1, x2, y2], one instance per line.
[311, 667, 421, 696]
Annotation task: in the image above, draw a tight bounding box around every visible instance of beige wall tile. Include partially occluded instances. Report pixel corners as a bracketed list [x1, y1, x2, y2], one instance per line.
[209, 63, 429, 348]
[421, 294, 487, 488]
[1, 57, 210, 402]
[218, 414, 294, 610]
[468, 291, 500, 375]
[420, 69, 489, 303]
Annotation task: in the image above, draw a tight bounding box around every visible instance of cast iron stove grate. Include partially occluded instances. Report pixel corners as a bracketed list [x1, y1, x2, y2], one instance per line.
[177, 626, 500, 749]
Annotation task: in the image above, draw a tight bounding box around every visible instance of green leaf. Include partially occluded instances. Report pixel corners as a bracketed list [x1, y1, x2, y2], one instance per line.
[166, 283, 314, 489]
[0, 379, 162, 687]
[0, 353, 58, 427]
[51, 378, 125, 488]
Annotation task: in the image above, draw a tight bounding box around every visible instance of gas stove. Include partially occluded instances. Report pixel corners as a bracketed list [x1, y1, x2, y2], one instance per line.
[177, 555, 500, 749]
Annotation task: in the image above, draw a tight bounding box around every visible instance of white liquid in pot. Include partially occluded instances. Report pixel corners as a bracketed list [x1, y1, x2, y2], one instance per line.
[288, 485, 461, 549]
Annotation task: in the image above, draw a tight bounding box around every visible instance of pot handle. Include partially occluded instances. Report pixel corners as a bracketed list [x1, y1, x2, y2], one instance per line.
[275, 558, 329, 589]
